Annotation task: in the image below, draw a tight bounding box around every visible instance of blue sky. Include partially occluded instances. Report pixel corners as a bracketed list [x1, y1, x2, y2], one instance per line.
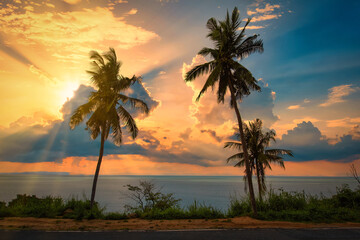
[0, 0, 359, 175]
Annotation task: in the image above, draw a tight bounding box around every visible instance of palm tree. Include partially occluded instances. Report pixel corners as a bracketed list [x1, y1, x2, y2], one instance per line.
[184, 7, 263, 214]
[224, 119, 293, 200]
[70, 48, 149, 208]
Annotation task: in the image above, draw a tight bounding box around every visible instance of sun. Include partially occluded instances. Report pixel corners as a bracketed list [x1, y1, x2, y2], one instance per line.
[58, 81, 80, 104]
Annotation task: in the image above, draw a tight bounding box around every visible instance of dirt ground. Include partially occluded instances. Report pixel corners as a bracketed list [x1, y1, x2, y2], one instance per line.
[1, 217, 360, 231]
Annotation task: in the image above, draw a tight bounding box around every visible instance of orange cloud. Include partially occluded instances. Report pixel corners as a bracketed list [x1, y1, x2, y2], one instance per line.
[319, 84, 359, 107]
[252, 14, 281, 22]
[1, 156, 358, 177]
[126, 8, 138, 15]
[247, 3, 280, 16]
[63, 0, 82, 4]
[287, 104, 301, 110]
[0, 7, 159, 57]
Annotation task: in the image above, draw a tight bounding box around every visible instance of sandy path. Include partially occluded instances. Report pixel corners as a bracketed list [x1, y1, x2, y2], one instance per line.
[1, 217, 360, 231]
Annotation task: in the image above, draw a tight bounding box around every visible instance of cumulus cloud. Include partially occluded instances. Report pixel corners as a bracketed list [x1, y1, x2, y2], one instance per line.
[319, 84, 359, 107]
[239, 84, 279, 127]
[179, 128, 192, 140]
[0, 83, 222, 167]
[200, 129, 223, 142]
[275, 121, 360, 162]
[182, 55, 279, 128]
[0, 83, 159, 163]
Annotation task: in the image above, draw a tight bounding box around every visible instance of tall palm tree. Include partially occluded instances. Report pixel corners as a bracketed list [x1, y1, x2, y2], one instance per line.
[184, 7, 263, 214]
[70, 48, 149, 208]
[224, 119, 293, 200]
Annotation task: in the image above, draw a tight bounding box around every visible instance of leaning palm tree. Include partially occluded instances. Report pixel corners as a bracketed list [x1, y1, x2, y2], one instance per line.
[225, 119, 293, 200]
[184, 7, 263, 214]
[70, 48, 149, 208]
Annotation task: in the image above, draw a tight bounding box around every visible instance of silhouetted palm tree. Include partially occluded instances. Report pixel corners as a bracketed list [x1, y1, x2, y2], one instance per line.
[225, 119, 293, 200]
[184, 7, 263, 214]
[70, 48, 149, 208]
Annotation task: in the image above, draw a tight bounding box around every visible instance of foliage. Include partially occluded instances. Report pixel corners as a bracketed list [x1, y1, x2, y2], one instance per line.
[6, 194, 64, 218]
[140, 201, 225, 220]
[229, 185, 360, 222]
[225, 119, 293, 199]
[1, 185, 359, 222]
[124, 180, 180, 213]
[103, 212, 128, 220]
[62, 197, 104, 220]
[1, 194, 104, 220]
[69, 47, 149, 208]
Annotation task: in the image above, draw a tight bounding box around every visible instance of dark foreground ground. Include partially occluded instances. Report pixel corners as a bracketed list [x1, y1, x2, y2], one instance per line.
[1, 229, 360, 240]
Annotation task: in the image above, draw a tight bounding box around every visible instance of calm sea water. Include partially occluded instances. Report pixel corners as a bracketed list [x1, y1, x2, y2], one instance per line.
[0, 174, 357, 212]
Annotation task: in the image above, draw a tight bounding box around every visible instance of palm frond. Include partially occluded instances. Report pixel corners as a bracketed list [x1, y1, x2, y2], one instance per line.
[109, 107, 122, 146]
[227, 153, 245, 164]
[69, 100, 97, 129]
[265, 149, 294, 157]
[196, 64, 221, 101]
[117, 105, 138, 139]
[224, 141, 243, 150]
[119, 94, 150, 114]
[237, 37, 264, 60]
[185, 61, 214, 82]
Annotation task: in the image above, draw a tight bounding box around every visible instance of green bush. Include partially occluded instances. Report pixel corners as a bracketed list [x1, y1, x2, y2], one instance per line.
[186, 201, 225, 219]
[229, 185, 360, 222]
[139, 202, 225, 220]
[228, 197, 251, 217]
[103, 212, 128, 220]
[1, 185, 359, 222]
[62, 197, 104, 220]
[0, 201, 11, 218]
[7, 194, 63, 218]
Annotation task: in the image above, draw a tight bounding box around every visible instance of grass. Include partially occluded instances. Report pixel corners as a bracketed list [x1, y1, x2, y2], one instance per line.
[1, 184, 359, 222]
[228, 184, 360, 223]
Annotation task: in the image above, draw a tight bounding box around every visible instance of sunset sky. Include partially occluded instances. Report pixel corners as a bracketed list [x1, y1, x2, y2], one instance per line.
[0, 0, 359, 176]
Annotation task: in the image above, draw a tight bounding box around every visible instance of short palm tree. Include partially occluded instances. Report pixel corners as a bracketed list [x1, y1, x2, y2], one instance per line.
[70, 48, 149, 208]
[225, 119, 293, 200]
[184, 7, 263, 214]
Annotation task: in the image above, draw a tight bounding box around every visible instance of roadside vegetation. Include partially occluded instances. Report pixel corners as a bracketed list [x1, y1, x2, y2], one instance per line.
[1, 182, 359, 223]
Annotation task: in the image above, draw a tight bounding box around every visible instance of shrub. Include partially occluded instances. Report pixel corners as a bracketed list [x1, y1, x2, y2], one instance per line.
[103, 212, 128, 220]
[62, 197, 104, 220]
[7, 194, 63, 218]
[124, 180, 180, 213]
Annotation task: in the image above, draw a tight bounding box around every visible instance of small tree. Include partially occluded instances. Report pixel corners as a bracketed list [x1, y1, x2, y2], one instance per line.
[124, 181, 180, 213]
[350, 164, 360, 185]
[225, 119, 293, 200]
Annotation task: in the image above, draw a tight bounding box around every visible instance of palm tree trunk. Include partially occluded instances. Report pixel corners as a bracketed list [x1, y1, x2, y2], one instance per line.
[256, 161, 262, 201]
[228, 81, 257, 215]
[90, 130, 105, 209]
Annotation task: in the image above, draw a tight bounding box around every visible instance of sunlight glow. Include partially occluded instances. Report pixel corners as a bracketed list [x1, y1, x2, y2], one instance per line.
[58, 81, 80, 105]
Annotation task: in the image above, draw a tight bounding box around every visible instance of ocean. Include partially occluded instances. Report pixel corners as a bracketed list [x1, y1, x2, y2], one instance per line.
[0, 174, 358, 212]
